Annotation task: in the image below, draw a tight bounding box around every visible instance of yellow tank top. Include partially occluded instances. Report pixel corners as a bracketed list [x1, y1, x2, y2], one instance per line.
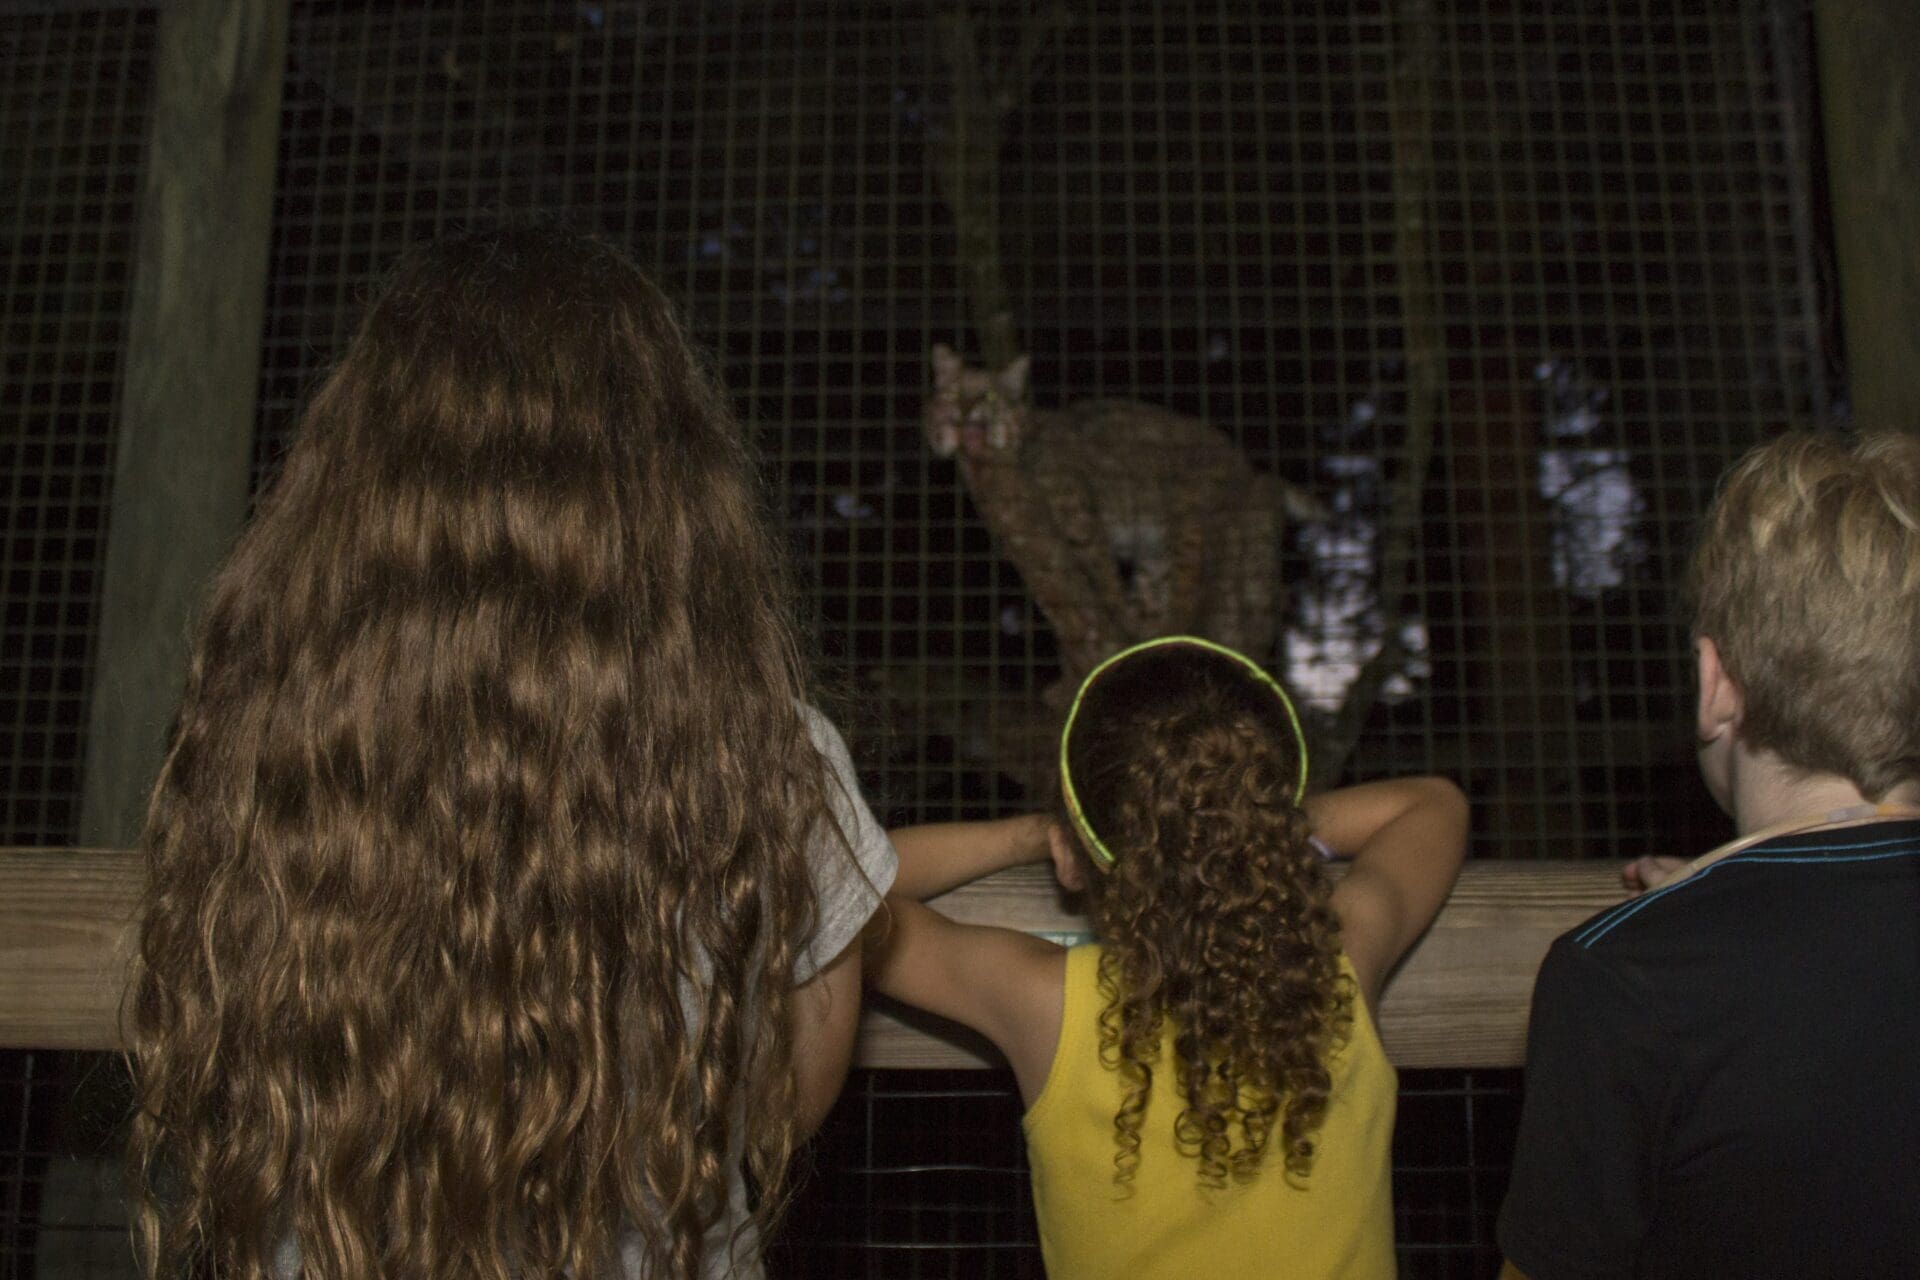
[1023, 944, 1397, 1280]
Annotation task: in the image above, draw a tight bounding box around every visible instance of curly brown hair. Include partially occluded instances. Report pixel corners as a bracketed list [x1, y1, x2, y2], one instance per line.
[1061, 643, 1351, 1188]
[127, 227, 840, 1279]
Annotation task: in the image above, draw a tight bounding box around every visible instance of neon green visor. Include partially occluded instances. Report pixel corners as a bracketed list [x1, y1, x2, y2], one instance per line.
[1058, 635, 1309, 871]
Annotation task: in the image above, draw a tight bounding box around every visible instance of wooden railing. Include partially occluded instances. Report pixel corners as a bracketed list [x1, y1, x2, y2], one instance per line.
[0, 850, 1625, 1069]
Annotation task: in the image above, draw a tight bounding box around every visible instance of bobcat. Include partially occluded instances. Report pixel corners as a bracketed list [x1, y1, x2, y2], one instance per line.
[926, 344, 1315, 696]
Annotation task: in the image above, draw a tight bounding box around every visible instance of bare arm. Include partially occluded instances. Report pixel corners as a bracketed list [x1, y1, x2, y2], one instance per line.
[1310, 776, 1469, 1006]
[863, 817, 1066, 1103]
[788, 934, 863, 1138]
[885, 814, 1053, 900]
[864, 897, 1065, 1104]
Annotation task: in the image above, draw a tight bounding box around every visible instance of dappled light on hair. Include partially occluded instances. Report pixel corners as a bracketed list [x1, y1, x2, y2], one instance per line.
[1690, 430, 1920, 800]
[128, 227, 838, 1280]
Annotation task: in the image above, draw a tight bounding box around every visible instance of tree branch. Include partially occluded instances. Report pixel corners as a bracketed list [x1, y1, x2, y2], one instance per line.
[932, 3, 1074, 367]
[1317, 0, 1442, 784]
[993, 2, 1071, 108]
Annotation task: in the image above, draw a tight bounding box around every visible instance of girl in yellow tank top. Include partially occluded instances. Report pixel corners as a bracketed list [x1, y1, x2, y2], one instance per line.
[867, 637, 1469, 1280]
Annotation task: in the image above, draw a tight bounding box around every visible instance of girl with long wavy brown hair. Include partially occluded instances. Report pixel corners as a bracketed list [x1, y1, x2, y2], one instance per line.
[867, 637, 1467, 1278]
[127, 227, 896, 1280]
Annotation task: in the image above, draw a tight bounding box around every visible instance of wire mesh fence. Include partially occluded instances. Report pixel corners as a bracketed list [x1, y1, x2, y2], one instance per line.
[1, 0, 1837, 1276]
[2, 1057, 1519, 1280]
[5, 0, 1831, 852]
[1, 2, 154, 847]
[0, 1052, 134, 1280]
[774, 1068, 1523, 1279]
[243, 0, 1831, 853]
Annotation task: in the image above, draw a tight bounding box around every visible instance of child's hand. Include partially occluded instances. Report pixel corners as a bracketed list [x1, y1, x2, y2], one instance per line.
[1622, 856, 1689, 893]
[1009, 813, 1059, 863]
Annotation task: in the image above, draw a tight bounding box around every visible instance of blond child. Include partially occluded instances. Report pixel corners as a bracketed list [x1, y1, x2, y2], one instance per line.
[1498, 432, 1920, 1279]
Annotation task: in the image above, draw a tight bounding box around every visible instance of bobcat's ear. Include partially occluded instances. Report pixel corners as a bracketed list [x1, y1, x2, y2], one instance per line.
[996, 355, 1031, 400]
[931, 344, 962, 386]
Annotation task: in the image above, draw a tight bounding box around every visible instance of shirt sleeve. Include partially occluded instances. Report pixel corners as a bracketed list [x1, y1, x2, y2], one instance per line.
[1498, 934, 1669, 1280]
[792, 704, 898, 984]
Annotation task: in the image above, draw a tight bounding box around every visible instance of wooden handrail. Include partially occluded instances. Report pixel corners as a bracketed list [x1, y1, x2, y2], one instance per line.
[2, 848, 140, 1052]
[0, 850, 1625, 1068]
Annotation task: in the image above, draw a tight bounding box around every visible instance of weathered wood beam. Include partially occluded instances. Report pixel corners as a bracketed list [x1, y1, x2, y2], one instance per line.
[0, 848, 139, 1052]
[79, 0, 289, 847]
[1814, 0, 1920, 431]
[2, 850, 1624, 1069]
[860, 859, 1622, 1070]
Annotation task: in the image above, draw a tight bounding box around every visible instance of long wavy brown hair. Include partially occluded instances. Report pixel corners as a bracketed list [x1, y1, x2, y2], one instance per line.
[127, 227, 841, 1279]
[1061, 643, 1351, 1188]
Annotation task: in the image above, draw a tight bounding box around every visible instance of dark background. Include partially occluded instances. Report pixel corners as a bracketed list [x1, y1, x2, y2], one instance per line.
[3, 2, 1838, 1275]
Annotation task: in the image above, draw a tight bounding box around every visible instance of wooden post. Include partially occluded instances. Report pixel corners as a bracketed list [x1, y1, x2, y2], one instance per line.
[78, 0, 288, 847]
[1814, 0, 1920, 431]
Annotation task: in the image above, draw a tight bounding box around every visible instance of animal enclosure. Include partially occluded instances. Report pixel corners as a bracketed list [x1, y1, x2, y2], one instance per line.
[2, 1, 1841, 1276]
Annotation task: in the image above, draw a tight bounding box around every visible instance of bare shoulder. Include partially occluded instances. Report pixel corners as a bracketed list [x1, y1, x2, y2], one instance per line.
[998, 935, 1069, 1104]
[865, 898, 1069, 1103]
[945, 921, 1069, 1104]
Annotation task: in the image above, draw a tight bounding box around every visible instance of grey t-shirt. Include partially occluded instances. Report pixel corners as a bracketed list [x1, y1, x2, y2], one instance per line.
[638, 703, 897, 1279]
[791, 703, 899, 984]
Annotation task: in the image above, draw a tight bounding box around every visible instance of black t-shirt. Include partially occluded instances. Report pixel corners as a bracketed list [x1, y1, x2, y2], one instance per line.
[1498, 819, 1920, 1280]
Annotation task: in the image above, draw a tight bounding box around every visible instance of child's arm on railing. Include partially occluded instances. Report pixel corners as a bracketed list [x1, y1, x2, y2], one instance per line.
[1311, 776, 1470, 1007]
[887, 814, 1054, 900]
[863, 815, 1065, 1102]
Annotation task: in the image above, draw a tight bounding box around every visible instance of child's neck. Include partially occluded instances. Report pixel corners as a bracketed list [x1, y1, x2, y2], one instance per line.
[1728, 748, 1920, 836]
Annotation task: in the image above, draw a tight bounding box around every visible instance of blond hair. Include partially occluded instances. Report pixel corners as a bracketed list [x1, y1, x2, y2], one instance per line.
[1690, 430, 1920, 798]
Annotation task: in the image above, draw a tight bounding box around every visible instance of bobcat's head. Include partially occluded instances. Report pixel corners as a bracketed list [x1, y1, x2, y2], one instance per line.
[924, 345, 1031, 461]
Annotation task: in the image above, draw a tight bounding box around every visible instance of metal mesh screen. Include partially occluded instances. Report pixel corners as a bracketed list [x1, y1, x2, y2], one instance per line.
[1, 1052, 135, 1280]
[0, 1, 1837, 1277]
[772, 1068, 1522, 1278]
[1, 1058, 1522, 1280]
[2, 16, 154, 1263]
[0, 3, 154, 847]
[1, 2, 1831, 851]
[256, 0, 1828, 853]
